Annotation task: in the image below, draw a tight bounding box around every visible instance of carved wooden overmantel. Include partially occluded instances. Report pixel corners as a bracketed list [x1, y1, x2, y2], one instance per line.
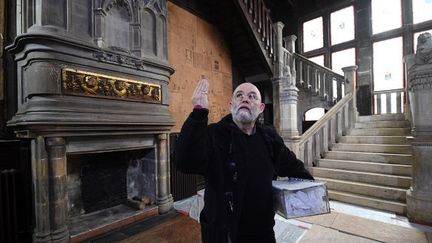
[5, 1, 174, 242]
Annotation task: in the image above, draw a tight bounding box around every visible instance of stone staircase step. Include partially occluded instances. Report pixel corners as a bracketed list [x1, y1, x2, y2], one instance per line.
[357, 114, 406, 122]
[325, 151, 412, 165]
[311, 167, 411, 188]
[332, 143, 412, 154]
[317, 159, 412, 176]
[349, 128, 411, 136]
[318, 114, 412, 215]
[328, 190, 406, 214]
[338, 136, 408, 144]
[315, 177, 407, 201]
[355, 120, 410, 128]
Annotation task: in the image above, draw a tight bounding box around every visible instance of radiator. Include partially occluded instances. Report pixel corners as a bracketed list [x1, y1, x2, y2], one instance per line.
[0, 169, 18, 243]
[169, 133, 199, 201]
[170, 165, 197, 201]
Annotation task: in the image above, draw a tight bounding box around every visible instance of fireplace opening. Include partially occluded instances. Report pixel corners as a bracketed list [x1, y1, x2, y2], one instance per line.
[81, 155, 128, 213]
[67, 148, 159, 240]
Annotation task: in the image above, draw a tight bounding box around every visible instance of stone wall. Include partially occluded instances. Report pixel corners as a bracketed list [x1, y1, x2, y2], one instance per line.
[167, 2, 233, 132]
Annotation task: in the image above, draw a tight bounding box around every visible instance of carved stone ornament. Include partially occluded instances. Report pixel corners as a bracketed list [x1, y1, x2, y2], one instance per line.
[280, 86, 299, 104]
[141, 0, 166, 16]
[105, 0, 132, 17]
[62, 68, 161, 103]
[93, 51, 146, 69]
[410, 73, 432, 91]
[415, 32, 432, 65]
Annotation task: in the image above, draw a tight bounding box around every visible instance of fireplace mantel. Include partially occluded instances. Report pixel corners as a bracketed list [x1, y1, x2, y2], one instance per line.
[6, 1, 175, 242]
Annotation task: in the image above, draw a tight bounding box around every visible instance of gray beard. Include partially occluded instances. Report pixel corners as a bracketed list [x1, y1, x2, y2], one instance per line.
[231, 107, 260, 124]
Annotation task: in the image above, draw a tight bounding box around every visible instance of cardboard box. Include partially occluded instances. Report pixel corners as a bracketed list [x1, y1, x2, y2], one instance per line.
[272, 178, 330, 219]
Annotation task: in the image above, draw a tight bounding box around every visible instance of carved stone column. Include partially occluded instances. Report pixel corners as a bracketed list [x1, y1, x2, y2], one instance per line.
[156, 133, 173, 214]
[45, 138, 69, 243]
[272, 23, 299, 141]
[279, 82, 300, 139]
[273, 22, 285, 78]
[31, 137, 69, 243]
[32, 137, 51, 243]
[342, 65, 358, 130]
[406, 32, 432, 224]
[283, 35, 297, 53]
[277, 82, 301, 160]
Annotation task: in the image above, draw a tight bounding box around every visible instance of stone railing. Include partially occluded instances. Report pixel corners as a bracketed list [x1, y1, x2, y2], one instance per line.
[271, 32, 348, 141]
[297, 92, 352, 167]
[236, 0, 351, 160]
[292, 52, 345, 103]
[236, 0, 346, 111]
[372, 88, 405, 115]
[237, 0, 277, 67]
[287, 66, 358, 168]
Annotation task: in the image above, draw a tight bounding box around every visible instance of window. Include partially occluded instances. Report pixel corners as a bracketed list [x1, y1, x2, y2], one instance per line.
[412, 0, 432, 24]
[330, 6, 355, 45]
[305, 108, 325, 121]
[331, 48, 356, 76]
[414, 29, 432, 51]
[373, 37, 403, 91]
[308, 55, 324, 66]
[372, 0, 402, 34]
[303, 17, 324, 52]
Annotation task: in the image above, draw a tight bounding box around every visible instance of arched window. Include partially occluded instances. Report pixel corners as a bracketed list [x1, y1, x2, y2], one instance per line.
[304, 107, 325, 121]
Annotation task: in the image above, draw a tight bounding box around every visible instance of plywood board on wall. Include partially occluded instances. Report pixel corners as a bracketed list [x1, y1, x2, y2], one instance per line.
[167, 2, 233, 133]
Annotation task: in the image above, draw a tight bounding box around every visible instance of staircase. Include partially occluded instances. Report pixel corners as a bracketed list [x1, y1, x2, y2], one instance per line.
[311, 113, 412, 214]
[204, 0, 275, 81]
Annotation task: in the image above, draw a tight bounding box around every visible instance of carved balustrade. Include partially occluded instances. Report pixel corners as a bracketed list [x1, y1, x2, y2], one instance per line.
[290, 66, 358, 168]
[372, 89, 405, 115]
[238, 0, 277, 67]
[292, 53, 345, 103]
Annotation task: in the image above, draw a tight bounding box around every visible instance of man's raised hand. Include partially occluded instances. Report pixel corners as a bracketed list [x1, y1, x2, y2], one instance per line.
[192, 79, 209, 109]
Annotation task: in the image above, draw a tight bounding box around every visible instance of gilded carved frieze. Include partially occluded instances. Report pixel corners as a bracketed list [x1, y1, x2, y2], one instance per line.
[62, 68, 161, 103]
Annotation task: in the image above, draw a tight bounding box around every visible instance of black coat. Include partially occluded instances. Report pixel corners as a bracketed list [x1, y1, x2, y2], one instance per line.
[174, 109, 313, 243]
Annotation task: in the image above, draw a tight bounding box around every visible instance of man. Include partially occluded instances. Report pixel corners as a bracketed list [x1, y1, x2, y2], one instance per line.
[174, 79, 313, 243]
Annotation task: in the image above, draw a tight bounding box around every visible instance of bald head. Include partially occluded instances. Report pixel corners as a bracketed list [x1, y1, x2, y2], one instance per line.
[232, 82, 262, 102]
[229, 82, 265, 125]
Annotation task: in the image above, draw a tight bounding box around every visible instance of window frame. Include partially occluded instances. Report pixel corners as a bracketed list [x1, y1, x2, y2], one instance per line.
[299, 2, 357, 72]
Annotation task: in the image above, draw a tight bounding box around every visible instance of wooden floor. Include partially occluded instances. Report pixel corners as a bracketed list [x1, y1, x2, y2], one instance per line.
[87, 211, 201, 243]
[88, 210, 432, 243]
[119, 213, 201, 243]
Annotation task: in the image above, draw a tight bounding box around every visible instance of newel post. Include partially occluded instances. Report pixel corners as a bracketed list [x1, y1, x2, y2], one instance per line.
[272, 23, 300, 148]
[342, 65, 358, 129]
[283, 35, 297, 53]
[406, 33, 432, 224]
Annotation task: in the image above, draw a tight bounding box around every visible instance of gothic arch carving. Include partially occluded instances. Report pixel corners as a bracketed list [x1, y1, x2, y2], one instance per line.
[141, 9, 157, 56]
[93, 0, 167, 61]
[156, 15, 167, 59]
[139, 0, 167, 59]
[94, 0, 137, 53]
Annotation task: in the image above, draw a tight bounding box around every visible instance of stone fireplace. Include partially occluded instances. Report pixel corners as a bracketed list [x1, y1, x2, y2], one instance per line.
[67, 149, 157, 217]
[6, 0, 174, 242]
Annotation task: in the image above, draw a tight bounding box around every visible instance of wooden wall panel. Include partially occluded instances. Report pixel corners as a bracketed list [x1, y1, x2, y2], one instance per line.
[167, 2, 233, 132]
